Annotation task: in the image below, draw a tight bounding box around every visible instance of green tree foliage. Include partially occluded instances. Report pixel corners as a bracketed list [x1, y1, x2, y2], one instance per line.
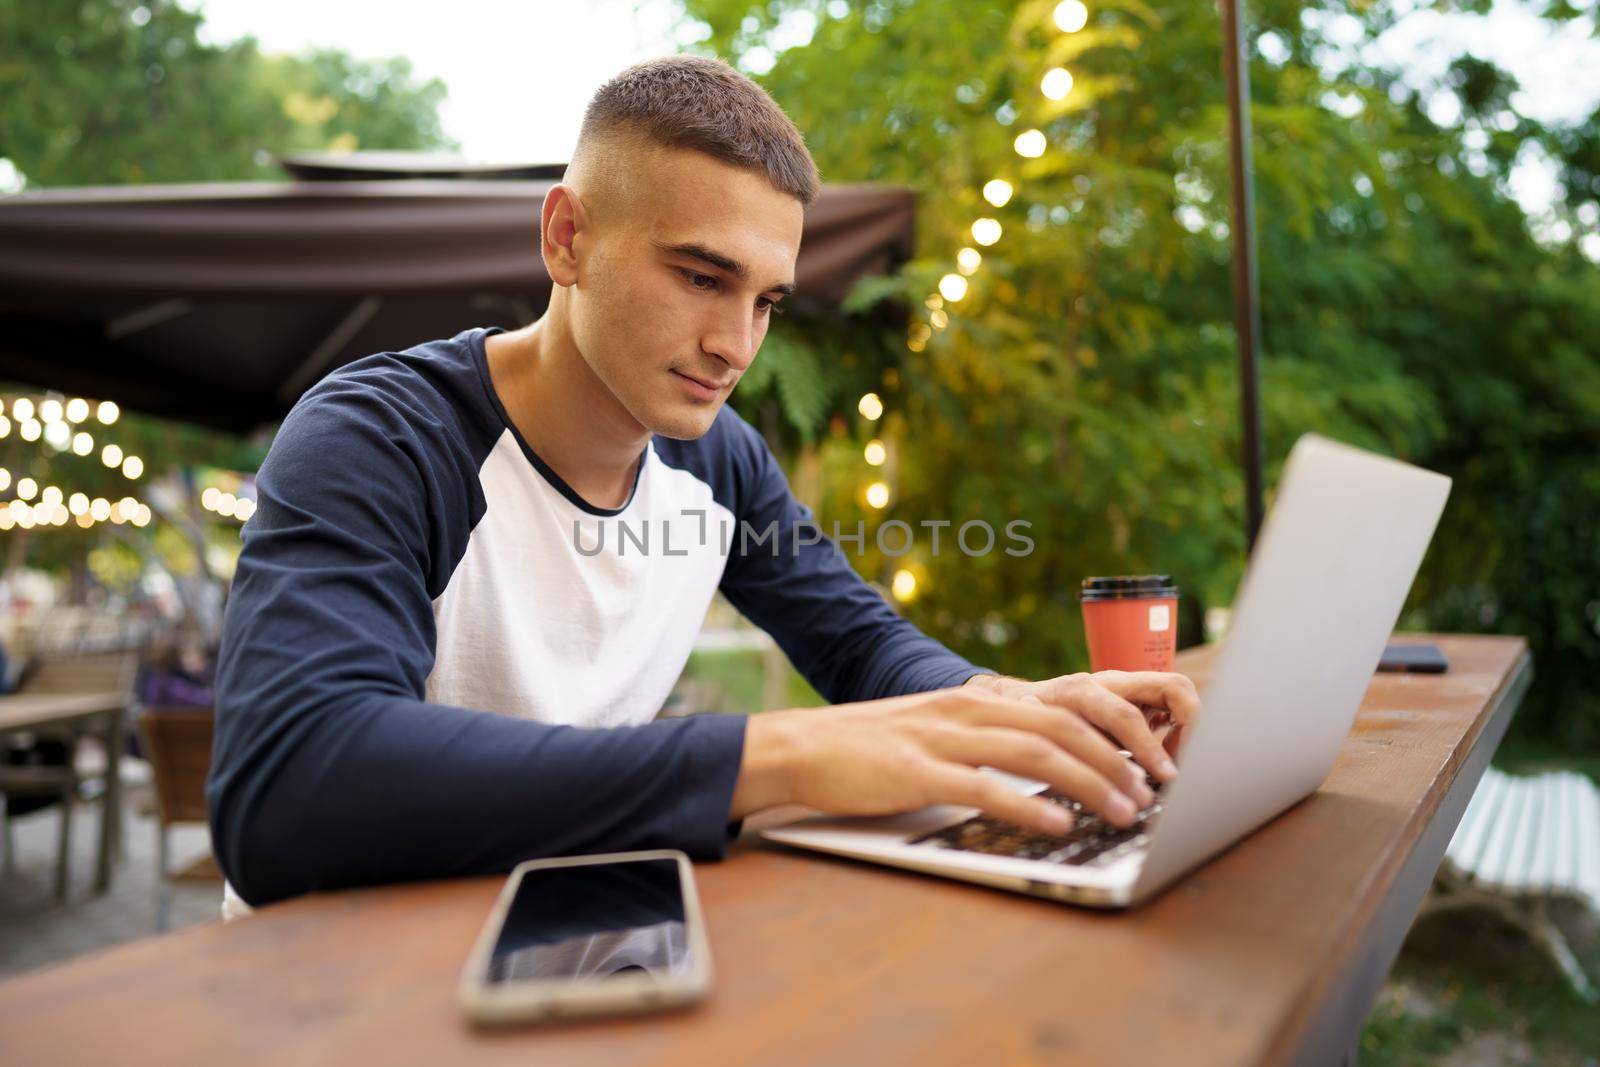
[0, 0, 453, 603]
[695, 0, 1600, 746]
[0, 0, 454, 188]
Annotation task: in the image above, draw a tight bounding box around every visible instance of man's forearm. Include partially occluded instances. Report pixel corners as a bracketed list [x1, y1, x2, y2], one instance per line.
[728, 711, 802, 820]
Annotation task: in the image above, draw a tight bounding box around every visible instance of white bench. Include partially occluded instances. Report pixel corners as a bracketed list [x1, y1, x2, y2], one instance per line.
[1421, 766, 1600, 1001]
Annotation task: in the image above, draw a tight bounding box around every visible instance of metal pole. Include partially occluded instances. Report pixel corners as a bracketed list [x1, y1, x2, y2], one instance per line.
[1219, 0, 1265, 549]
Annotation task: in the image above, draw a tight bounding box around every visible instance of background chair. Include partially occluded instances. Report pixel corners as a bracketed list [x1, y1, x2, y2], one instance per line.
[0, 650, 139, 902]
[136, 707, 219, 931]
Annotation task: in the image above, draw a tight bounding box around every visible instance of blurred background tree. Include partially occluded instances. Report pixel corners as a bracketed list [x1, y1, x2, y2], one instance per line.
[0, 0, 455, 629]
[688, 0, 1600, 749]
[0, 0, 454, 186]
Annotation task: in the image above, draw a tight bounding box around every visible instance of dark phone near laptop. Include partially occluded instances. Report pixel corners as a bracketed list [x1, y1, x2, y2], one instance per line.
[458, 850, 712, 1025]
[1377, 643, 1449, 673]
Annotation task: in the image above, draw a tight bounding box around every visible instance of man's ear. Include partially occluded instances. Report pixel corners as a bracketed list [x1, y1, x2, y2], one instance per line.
[539, 184, 587, 287]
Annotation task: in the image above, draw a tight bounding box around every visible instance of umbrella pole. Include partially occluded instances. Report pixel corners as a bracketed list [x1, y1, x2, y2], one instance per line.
[1220, 0, 1265, 549]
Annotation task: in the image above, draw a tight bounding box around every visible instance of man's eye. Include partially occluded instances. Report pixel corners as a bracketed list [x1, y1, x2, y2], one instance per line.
[757, 298, 786, 316]
[683, 271, 718, 291]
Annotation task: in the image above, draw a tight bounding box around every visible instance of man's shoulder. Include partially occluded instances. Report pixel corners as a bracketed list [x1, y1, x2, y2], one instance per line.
[277, 328, 503, 463]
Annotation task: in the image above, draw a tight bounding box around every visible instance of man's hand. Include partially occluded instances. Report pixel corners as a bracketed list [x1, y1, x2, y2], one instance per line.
[728, 676, 1200, 836]
[964, 669, 1200, 775]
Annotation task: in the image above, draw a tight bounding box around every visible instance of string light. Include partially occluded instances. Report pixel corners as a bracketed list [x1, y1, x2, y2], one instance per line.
[97, 401, 119, 425]
[102, 444, 123, 468]
[17, 478, 37, 500]
[929, 308, 950, 330]
[865, 482, 890, 509]
[971, 218, 1002, 246]
[938, 274, 969, 302]
[39, 399, 62, 423]
[864, 439, 887, 466]
[0, 416, 8, 438]
[1014, 129, 1047, 158]
[0, 469, 7, 492]
[1042, 67, 1074, 100]
[956, 247, 982, 275]
[72, 432, 93, 456]
[1053, 0, 1089, 33]
[891, 569, 918, 602]
[66, 398, 90, 423]
[982, 179, 1014, 207]
[20, 419, 41, 442]
[122, 455, 144, 479]
[858, 393, 884, 420]
[12, 398, 34, 421]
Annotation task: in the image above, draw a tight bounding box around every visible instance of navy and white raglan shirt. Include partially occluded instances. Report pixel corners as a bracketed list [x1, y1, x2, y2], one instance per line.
[208, 326, 990, 911]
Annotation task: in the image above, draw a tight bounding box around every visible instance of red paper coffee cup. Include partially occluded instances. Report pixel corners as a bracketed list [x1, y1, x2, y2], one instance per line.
[1080, 575, 1179, 673]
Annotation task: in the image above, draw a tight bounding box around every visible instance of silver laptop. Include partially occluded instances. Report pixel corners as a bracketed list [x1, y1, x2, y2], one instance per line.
[763, 434, 1452, 908]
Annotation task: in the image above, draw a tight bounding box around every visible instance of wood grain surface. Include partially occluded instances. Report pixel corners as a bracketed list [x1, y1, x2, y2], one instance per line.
[0, 634, 1529, 1067]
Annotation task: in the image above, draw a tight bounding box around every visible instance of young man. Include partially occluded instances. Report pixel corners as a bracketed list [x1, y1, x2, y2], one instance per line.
[208, 56, 1200, 913]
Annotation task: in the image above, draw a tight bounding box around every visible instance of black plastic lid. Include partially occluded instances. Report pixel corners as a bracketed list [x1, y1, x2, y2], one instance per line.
[1079, 575, 1179, 601]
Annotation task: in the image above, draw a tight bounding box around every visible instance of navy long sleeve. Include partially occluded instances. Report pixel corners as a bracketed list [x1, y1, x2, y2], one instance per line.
[207, 328, 987, 907]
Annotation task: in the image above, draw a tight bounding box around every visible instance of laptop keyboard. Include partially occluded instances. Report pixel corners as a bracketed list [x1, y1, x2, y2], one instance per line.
[906, 777, 1166, 869]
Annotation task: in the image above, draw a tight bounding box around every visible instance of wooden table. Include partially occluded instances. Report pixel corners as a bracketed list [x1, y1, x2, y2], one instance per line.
[0, 689, 129, 894]
[0, 634, 1529, 1066]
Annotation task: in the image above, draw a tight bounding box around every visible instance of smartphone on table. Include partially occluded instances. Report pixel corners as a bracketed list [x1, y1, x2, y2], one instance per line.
[458, 849, 712, 1026]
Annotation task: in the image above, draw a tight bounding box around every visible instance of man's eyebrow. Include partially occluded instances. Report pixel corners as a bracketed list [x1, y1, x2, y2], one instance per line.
[654, 240, 796, 296]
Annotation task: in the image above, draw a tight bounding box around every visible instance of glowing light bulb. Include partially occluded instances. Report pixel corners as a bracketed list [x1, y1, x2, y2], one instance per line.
[971, 218, 1002, 246]
[122, 455, 144, 479]
[39, 399, 62, 423]
[982, 179, 1014, 207]
[956, 247, 982, 275]
[892, 569, 918, 602]
[858, 393, 884, 421]
[102, 444, 123, 468]
[865, 481, 890, 509]
[66, 398, 89, 423]
[72, 432, 93, 456]
[938, 274, 969, 302]
[17, 478, 37, 500]
[1014, 129, 1047, 158]
[1054, 0, 1088, 33]
[97, 401, 120, 424]
[864, 439, 887, 466]
[1042, 67, 1074, 100]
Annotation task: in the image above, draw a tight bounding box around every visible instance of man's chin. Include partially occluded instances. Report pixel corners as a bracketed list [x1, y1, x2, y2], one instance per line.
[641, 402, 723, 441]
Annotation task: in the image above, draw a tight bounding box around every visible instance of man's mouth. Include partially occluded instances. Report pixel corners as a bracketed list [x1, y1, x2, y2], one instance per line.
[671, 369, 733, 399]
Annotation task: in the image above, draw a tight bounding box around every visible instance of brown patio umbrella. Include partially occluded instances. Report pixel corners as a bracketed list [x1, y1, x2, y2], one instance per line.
[0, 171, 915, 433]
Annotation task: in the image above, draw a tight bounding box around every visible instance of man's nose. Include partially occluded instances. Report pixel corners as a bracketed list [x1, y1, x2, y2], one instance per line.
[702, 308, 758, 372]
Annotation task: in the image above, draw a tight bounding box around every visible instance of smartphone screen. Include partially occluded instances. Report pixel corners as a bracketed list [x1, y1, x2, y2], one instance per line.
[483, 858, 694, 985]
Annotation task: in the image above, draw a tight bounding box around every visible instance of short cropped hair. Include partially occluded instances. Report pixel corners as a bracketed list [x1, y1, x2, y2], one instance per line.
[578, 55, 820, 208]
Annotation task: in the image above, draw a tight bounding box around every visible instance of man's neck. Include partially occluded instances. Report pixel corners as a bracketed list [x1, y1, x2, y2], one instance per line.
[485, 313, 650, 511]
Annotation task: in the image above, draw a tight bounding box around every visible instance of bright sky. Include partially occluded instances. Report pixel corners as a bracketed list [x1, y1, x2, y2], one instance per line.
[190, 0, 1598, 220]
[194, 0, 690, 165]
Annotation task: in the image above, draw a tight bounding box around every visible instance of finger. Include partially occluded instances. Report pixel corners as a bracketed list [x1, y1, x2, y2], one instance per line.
[1049, 680, 1179, 784]
[918, 762, 1079, 837]
[1092, 671, 1203, 731]
[1164, 723, 1185, 760]
[940, 690, 1154, 805]
[923, 725, 1144, 827]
